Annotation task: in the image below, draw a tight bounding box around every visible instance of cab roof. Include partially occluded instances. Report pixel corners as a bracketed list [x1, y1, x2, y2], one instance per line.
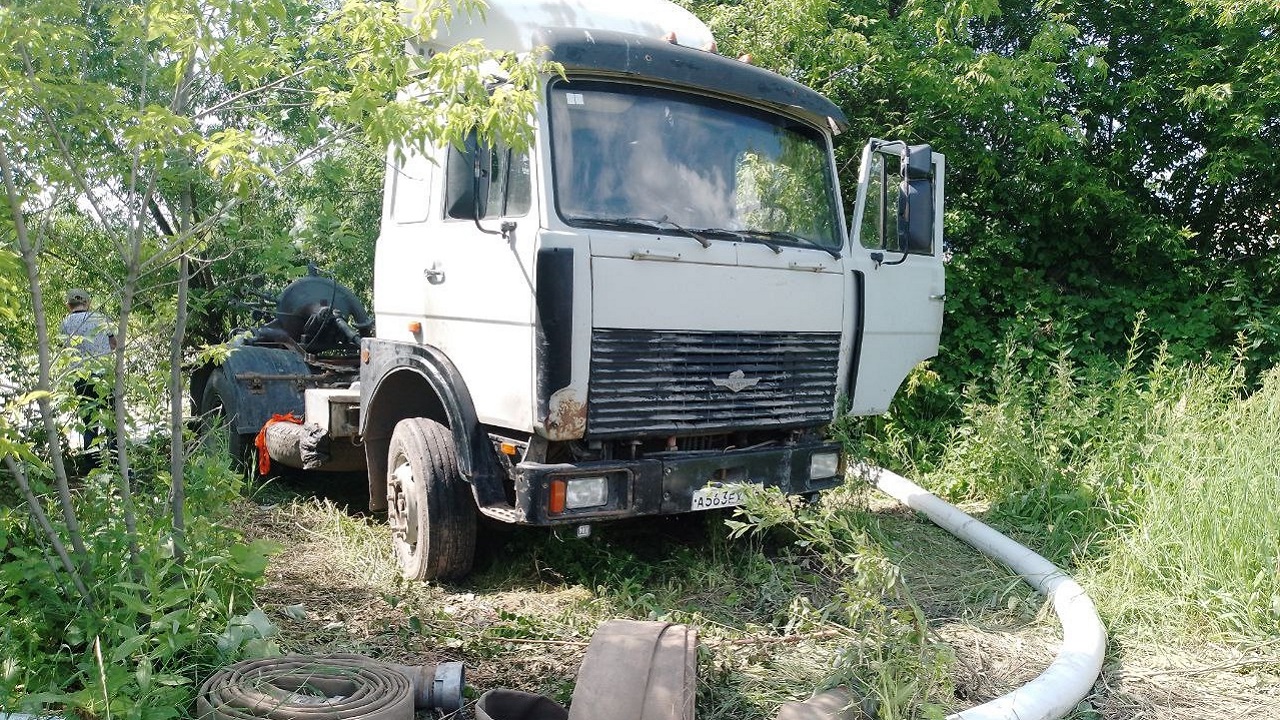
[416, 0, 714, 54]
[534, 28, 849, 135]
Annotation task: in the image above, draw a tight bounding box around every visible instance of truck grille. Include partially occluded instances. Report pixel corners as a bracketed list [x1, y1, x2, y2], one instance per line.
[587, 329, 841, 438]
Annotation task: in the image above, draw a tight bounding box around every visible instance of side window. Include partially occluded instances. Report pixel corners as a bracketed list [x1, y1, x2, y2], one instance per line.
[391, 150, 433, 224]
[445, 131, 532, 220]
[445, 135, 479, 220]
[503, 150, 532, 217]
[859, 150, 928, 254]
[860, 151, 902, 251]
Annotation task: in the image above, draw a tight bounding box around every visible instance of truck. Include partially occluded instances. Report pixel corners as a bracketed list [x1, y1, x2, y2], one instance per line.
[191, 0, 946, 581]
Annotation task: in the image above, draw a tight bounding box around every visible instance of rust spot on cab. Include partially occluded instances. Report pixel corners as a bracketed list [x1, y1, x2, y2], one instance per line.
[545, 387, 587, 441]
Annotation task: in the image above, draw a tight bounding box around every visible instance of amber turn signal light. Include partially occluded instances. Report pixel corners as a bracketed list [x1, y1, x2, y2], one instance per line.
[549, 479, 567, 514]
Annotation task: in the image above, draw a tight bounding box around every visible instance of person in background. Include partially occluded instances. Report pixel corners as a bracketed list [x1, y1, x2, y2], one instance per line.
[60, 288, 116, 456]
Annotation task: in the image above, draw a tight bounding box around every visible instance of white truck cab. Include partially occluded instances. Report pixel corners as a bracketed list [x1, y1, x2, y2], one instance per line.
[199, 0, 944, 581]
[364, 1, 944, 579]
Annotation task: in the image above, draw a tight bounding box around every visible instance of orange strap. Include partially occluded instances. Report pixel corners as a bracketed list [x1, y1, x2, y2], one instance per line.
[255, 413, 302, 475]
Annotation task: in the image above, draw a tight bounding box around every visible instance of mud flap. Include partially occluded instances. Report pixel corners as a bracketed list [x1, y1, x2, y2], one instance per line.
[213, 346, 311, 436]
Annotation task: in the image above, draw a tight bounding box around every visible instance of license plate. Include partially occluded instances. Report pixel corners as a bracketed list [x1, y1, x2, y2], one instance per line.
[691, 484, 745, 511]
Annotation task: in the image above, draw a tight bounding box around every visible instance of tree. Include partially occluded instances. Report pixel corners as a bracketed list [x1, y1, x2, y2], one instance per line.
[0, 0, 552, 713]
[683, 0, 1280, 388]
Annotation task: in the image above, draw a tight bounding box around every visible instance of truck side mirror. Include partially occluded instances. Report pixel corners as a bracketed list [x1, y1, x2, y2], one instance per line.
[445, 134, 481, 220]
[896, 143, 934, 254]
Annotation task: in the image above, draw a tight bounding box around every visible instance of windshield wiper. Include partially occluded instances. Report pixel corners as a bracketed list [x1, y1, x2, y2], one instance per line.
[698, 227, 782, 254]
[580, 216, 711, 249]
[651, 215, 713, 249]
[732, 229, 842, 260]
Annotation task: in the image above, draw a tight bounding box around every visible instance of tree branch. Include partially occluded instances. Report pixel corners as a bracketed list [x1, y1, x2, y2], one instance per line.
[195, 64, 319, 120]
[148, 197, 176, 237]
[2, 455, 92, 602]
[0, 136, 91, 575]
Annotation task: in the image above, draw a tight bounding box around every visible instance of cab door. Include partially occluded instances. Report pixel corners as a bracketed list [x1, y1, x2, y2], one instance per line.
[422, 135, 539, 431]
[373, 146, 436, 333]
[846, 139, 946, 415]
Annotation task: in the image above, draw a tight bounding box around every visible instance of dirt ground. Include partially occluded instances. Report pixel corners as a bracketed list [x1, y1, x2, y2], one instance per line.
[239, 485, 1280, 719]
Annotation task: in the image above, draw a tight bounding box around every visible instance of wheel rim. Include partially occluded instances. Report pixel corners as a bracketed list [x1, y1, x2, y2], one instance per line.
[388, 457, 421, 566]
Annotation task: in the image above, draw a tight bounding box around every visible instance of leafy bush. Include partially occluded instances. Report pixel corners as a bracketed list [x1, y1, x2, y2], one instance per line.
[0, 448, 280, 718]
[727, 487, 954, 720]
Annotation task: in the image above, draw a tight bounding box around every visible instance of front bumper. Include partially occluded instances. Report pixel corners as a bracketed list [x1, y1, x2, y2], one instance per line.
[509, 440, 845, 526]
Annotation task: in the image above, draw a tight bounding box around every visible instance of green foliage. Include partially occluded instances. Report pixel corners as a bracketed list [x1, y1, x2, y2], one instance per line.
[2, 0, 555, 344]
[725, 487, 953, 719]
[682, 0, 1280, 405]
[0, 448, 280, 717]
[0, 249, 21, 325]
[921, 336, 1152, 564]
[832, 364, 959, 476]
[283, 141, 385, 303]
[2, 1, 555, 714]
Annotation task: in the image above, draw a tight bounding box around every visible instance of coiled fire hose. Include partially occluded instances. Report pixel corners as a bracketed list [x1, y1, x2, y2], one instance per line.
[197, 655, 464, 720]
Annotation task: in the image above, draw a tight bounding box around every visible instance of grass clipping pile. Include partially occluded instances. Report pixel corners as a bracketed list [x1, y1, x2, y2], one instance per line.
[239, 484, 953, 719]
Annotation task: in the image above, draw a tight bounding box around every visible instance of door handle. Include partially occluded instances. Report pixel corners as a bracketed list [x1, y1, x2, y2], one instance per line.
[788, 262, 827, 272]
[630, 249, 682, 262]
[424, 263, 446, 285]
[929, 294, 946, 301]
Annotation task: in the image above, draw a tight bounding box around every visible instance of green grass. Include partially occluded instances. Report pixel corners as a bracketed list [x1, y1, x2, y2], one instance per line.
[1094, 366, 1280, 637]
[258, 485, 954, 719]
[894, 332, 1280, 641]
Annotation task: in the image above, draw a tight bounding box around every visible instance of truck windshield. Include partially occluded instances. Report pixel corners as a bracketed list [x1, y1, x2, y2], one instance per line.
[549, 80, 841, 251]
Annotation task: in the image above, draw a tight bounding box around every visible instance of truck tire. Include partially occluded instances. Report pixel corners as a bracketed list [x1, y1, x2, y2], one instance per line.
[199, 368, 254, 471]
[386, 418, 476, 581]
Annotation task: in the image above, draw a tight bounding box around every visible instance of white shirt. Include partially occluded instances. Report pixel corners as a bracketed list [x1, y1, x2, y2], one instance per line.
[60, 309, 113, 371]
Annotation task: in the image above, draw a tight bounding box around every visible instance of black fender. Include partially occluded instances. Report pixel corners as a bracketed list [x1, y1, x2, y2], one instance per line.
[198, 346, 311, 436]
[191, 364, 215, 418]
[359, 338, 503, 512]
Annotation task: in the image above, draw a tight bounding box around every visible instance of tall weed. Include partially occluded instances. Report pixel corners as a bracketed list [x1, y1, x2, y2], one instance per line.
[902, 322, 1280, 638]
[727, 486, 954, 719]
[921, 328, 1158, 564]
[1097, 365, 1280, 636]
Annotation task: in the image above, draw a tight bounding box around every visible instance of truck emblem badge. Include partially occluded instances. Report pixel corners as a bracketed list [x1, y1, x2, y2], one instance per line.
[712, 370, 760, 393]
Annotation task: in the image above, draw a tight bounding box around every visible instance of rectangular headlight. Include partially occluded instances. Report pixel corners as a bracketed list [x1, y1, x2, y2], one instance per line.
[809, 452, 841, 480]
[565, 476, 609, 509]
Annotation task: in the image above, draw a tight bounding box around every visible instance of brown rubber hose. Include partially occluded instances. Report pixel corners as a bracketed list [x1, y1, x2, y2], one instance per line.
[197, 655, 414, 720]
[567, 620, 697, 720]
[775, 688, 867, 720]
[476, 689, 570, 720]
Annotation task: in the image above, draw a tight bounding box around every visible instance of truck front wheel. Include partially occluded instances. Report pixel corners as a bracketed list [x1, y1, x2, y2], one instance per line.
[386, 417, 477, 581]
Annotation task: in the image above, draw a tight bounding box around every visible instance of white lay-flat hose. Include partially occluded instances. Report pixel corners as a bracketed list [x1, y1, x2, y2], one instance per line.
[862, 464, 1106, 720]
